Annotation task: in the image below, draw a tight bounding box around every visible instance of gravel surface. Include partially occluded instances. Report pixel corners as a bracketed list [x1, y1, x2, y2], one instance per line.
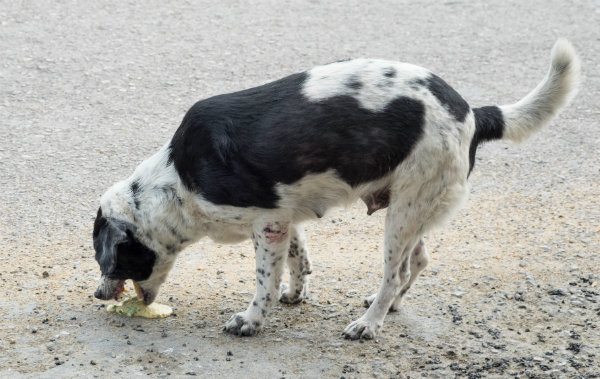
[1, 1, 599, 378]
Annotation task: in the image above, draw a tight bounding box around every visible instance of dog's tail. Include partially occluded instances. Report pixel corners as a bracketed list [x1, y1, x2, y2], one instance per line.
[471, 39, 580, 153]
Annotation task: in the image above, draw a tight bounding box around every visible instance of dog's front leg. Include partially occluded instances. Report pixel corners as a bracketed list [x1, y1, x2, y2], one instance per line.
[224, 220, 290, 336]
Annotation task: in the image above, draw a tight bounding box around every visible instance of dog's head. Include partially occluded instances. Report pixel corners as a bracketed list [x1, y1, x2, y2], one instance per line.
[92, 183, 175, 305]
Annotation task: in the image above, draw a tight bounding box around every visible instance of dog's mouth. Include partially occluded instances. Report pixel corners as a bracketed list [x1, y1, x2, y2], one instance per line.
[113, 279, 126, 300]
[115, 280, 148, 303]
[95, 277, 149, 304]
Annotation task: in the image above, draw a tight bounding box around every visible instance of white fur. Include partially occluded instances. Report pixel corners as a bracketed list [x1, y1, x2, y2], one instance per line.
[302, 59, 431, 112]
[501, 38, 581, 143]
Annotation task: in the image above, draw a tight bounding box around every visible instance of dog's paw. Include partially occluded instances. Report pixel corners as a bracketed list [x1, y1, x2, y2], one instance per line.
[279, 283, 305, 304]
[363, 293, 377, 308]
[363, 293, 400, 312]
[343, 316, 382, 340]
[223, 312, 262, 337]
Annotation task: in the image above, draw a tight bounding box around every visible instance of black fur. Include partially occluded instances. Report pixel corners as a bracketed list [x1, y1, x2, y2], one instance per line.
[383, 67, 397, 78]
[469, 106, 505, 175]
[425, 74, 470, 123]
[110, 238, 157, 281]
[346, 76, 363, 90]
[93, 207, 156, 281]
[131, 181, 141, 209]
[169, 72, 426, 208]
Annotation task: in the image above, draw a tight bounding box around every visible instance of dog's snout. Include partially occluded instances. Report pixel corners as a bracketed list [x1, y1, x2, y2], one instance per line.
[94, 288, 103, 299]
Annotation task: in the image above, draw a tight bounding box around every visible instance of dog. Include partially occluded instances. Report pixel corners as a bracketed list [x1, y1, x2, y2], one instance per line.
[93, 39, 579, 340]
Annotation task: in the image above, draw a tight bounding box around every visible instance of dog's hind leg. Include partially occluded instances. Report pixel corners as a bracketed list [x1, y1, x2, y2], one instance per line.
[364, 238, 430, 311]
[280, 225, 313, 304]
[343, 200, 424, 340]
[391, 238, 429, 310]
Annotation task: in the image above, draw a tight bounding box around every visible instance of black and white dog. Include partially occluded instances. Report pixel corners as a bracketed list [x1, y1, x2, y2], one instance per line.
[93, 40, 579, 339]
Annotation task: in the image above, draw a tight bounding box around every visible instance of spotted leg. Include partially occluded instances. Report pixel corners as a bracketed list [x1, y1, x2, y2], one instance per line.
[364, 238, 430, 311]
[280, 225, 313, 304]
[343, 199, 424, 340]
[224, 219, 290, 336]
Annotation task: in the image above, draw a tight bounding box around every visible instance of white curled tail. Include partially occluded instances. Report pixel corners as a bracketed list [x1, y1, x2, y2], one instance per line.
[499, 38, 581, 143]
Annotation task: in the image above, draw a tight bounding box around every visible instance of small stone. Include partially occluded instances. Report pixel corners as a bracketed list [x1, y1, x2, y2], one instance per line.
[42, 271, 49, 278]
[31, 328, 37, 334]
[56, 295, 64, 300]
[577, 253, 586, 258]
[90, 360, 97, 365]
[451, 292, 464, 298]
[519, 261, 526, 267]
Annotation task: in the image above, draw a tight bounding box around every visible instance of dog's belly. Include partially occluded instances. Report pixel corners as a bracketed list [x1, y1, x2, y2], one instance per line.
[273, 169, 391, 221]
[205, 224, 251, 244]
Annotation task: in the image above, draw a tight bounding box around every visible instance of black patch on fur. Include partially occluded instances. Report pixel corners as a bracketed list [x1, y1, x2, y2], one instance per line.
[93, 207, 156, 281]
[169, 72, 426, 208]
[110, 237, 157, 281]
[469, 106, 504, 175]
[92, 207, 106, 240]
[130, 181, 141, 209]
[408, 78, 427, 91]
[383, 67, 396, 78]
[425, 74, 470, 123]
[346, 76, 362, 90]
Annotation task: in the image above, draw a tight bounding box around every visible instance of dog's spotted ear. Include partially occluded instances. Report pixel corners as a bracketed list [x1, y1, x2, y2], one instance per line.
[93, 208, 135, 274]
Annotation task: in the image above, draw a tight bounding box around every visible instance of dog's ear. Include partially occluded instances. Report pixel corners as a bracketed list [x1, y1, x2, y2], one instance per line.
[93, 208, 134, 274]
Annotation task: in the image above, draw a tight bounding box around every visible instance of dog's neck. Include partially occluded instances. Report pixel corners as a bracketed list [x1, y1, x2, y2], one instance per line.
[101, 142, 204, 259]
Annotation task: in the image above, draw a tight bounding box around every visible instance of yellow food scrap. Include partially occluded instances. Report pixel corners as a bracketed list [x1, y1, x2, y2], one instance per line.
[106, 280, 172, 318]
[107, 295, 172, 318]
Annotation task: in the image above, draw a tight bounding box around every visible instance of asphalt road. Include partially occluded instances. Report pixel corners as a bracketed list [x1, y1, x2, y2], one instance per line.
[1, 1, 599, 378]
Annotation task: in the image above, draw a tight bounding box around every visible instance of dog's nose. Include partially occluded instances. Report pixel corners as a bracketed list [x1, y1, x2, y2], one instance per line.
[94, 288, 103, 299]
